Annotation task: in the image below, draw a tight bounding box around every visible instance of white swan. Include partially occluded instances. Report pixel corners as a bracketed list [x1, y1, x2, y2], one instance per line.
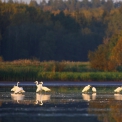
[11, 82, 25, 94]
[34, 81, 42, 92]
[92, 87, 97, 92]
[82, 85, 91, 93]
[114, 87, 122, 93]
[40, 81, 51, 92]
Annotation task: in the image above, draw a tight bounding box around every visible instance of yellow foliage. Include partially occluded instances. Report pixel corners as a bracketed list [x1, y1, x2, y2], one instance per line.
[110, 8, 120, 15]
[88, 44, 110, 71]
[51, 10, 60, 15]
[110, 37, 122, 66]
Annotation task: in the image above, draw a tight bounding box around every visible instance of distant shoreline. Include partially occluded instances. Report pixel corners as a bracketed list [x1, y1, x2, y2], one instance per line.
[0, 61, 122, 81]
[0, 72, 122, 81]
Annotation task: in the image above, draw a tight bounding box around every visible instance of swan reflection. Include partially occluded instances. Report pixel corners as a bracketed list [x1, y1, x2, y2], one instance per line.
[82, 93, 91, 101]
[11, 93, 25, 103]
[35, 93, 51, 105]
[92, 93, 97, 100]
[82, 93, 97, 101]
[114, 94, 122, 100]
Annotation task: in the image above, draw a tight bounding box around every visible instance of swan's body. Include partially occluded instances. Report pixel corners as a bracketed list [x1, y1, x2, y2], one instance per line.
[42, 86, 51, 92]
[92, 87, 97, 92]
[40, 82, 51, 92]
[11, 86, 18, 92]
[11, 82, 25, 93]
[14, 87, 25, 94]
[82, 85, 91, 93]
[34, 81, 42, 92]
[114, 87, 122, 93]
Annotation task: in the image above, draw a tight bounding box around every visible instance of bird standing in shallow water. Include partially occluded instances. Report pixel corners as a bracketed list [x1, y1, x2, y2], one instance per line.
[11, 82, 25, 94]
[114, 87, 122, 93]
[40, 81, 51, 92]
[82, 85, 91, 93]
[34, 81, 42, 93]
[92, 87, 97, 92]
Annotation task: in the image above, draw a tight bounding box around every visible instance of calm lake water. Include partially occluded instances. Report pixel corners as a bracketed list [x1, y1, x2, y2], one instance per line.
[0, 81, 122, 122]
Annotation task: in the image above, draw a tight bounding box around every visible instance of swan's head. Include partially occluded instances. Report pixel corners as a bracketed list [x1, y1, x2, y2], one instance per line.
[40, 81, 43, 84]
[34, 81, 38, 83]
[17, 81, 20, 84]
[88, 85, 91, 87]
[35, 100, 39, 104]
[40, 102, 43, 106]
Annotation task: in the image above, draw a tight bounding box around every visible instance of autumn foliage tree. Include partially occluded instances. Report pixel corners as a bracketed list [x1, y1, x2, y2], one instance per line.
[89, 33, 122, 71]
[88, 44, 110, 71]
[1, 0, 122, 64]
[110, 38, 122, 66]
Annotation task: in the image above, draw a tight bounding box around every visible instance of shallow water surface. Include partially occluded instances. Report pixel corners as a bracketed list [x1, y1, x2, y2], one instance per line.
[0, 81, 122, 122]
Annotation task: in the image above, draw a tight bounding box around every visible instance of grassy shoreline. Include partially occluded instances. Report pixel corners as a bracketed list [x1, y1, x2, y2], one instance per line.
[0, 60, 122, 81]
[1, 71, 122, 81]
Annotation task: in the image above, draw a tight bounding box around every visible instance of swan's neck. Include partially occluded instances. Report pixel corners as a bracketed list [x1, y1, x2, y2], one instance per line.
[36, 81, 38, 85]
[17, 82, 19, 87]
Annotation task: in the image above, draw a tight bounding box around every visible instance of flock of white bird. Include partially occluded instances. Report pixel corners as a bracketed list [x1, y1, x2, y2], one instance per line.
[11, 81, 51, 94]
[11, 82, 122, 94]
[82, 84, 122, 93]
[10, 83, 122, 104]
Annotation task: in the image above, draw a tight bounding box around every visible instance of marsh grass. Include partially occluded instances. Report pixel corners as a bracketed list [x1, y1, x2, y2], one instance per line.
[0, 60, 122, 81]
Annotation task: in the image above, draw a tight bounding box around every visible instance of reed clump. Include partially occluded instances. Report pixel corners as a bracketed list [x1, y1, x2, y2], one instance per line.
[0, 59, 122, 81]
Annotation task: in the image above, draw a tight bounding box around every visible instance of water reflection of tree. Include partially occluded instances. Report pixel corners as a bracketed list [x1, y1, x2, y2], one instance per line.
[88, 96, 122, 122]
[110, 101, 122, 122]
[0, 101, 2, 106]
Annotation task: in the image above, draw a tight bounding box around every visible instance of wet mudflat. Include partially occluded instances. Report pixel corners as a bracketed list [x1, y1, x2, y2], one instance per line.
[0, 81, 122, 122]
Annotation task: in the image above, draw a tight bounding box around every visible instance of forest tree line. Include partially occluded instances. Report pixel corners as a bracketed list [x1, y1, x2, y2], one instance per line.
[0, 0, 122, 71]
